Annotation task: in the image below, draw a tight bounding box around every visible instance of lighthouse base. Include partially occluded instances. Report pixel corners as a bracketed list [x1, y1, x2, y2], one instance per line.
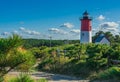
[80, 31, 92, 43]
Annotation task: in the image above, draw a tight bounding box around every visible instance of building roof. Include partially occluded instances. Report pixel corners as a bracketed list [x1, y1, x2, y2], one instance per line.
[95, 34, 109, 42]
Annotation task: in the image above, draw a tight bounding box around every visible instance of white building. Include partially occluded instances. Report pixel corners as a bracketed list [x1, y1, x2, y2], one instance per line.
[95, 34, 110, 45]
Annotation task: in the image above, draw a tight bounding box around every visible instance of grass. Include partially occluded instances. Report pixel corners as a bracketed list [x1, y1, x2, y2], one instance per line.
[4, 73, 48, 82]
[94, 67, 120, 81]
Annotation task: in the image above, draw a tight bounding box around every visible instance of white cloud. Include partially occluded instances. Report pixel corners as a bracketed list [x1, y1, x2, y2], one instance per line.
[29, 31, 40, 35]
[92, 28, 96, 31]
[48, 28, 59, 32]
[19, 27, 25, 31]
[97, 15, 105, 21]
[60, 22, 74, 28]
[92, 28, 99, 33]
[1, 32, 9, 36]
[106, 28, 118, 31]
[99, 22, 120, 35]
[48, 28, 68, 35]
[100, 22, 119, 29]
[12, 30, 19, 34]
[19, 27, 40, 35]
[70, 29, 80, 34]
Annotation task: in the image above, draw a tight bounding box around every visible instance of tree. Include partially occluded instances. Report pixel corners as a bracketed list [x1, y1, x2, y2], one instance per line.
[114, 35, 120, 43]
[64, 44, 87, 60]
[86, 44, 109, 70]
[104, 31, 114, 43]
[74, 44, 87, 60]
[0, 34, 35, 78]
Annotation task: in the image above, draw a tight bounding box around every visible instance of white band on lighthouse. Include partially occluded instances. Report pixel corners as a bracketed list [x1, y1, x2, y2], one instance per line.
[80, 31, 92, 43]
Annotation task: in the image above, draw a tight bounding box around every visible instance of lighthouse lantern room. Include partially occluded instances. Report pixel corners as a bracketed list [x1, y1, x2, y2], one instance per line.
[80, 11, 92, 43]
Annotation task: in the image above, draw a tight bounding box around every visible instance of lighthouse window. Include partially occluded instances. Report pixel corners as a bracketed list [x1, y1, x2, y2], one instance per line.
[82, 33, 84, 36]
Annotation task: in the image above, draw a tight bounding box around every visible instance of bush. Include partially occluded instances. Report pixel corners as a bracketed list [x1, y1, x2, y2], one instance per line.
[7, 73, 48, 82]
[37, 78, 48, 82]
[96, 67, 120, 80]
[0, 77, 3, 82]
[8, 74, 34, 82]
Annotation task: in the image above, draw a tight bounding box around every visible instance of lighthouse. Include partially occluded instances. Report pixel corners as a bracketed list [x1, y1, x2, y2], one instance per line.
[80, 11, 92, 43]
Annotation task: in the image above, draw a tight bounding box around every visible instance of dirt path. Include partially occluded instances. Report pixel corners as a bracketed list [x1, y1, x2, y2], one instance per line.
[8, 72, 89, 82]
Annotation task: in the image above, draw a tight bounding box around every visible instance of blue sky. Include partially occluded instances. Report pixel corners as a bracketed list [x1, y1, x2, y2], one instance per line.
[0, 0, 120, 39]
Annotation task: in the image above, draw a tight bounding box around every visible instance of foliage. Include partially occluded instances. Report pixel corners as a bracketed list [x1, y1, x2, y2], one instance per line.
[25, 31, 120, 80]
[110, 44, 120, 60]
[16, 51, 36, 72]
[0, 34, 24, 77]
[31, 46, 48, 59]
[8, 74, 34, 82]
[7, 74, 48, 82]
[0, 34, 35, 79]
[37, 78, 48, 82]
[36, 41, 120, 79]
[96, 67, 120, 80]
[64, 44, 87, 60]
[23, 39, 80, 49]
[86, 44, 109, 70]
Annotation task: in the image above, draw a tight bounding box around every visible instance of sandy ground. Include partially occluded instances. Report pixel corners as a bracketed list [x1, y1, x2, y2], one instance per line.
[8, 72, 89, 82]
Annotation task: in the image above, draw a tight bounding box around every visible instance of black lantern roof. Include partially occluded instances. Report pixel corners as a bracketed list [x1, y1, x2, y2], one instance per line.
[83, 11, 89, 16]
[80, 11, 92, 20]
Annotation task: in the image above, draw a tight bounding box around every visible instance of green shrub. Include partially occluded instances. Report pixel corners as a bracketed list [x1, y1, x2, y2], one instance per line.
[8, 74, 34, 82]
[0, 77, 3, 82]
[97, 67, 120, 80]
[37, 78, 48, 82]
[8, 74, 48, 82]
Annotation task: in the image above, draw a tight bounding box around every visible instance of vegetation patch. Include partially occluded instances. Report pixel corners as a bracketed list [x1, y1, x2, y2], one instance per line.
[96, 67, 120, 80]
